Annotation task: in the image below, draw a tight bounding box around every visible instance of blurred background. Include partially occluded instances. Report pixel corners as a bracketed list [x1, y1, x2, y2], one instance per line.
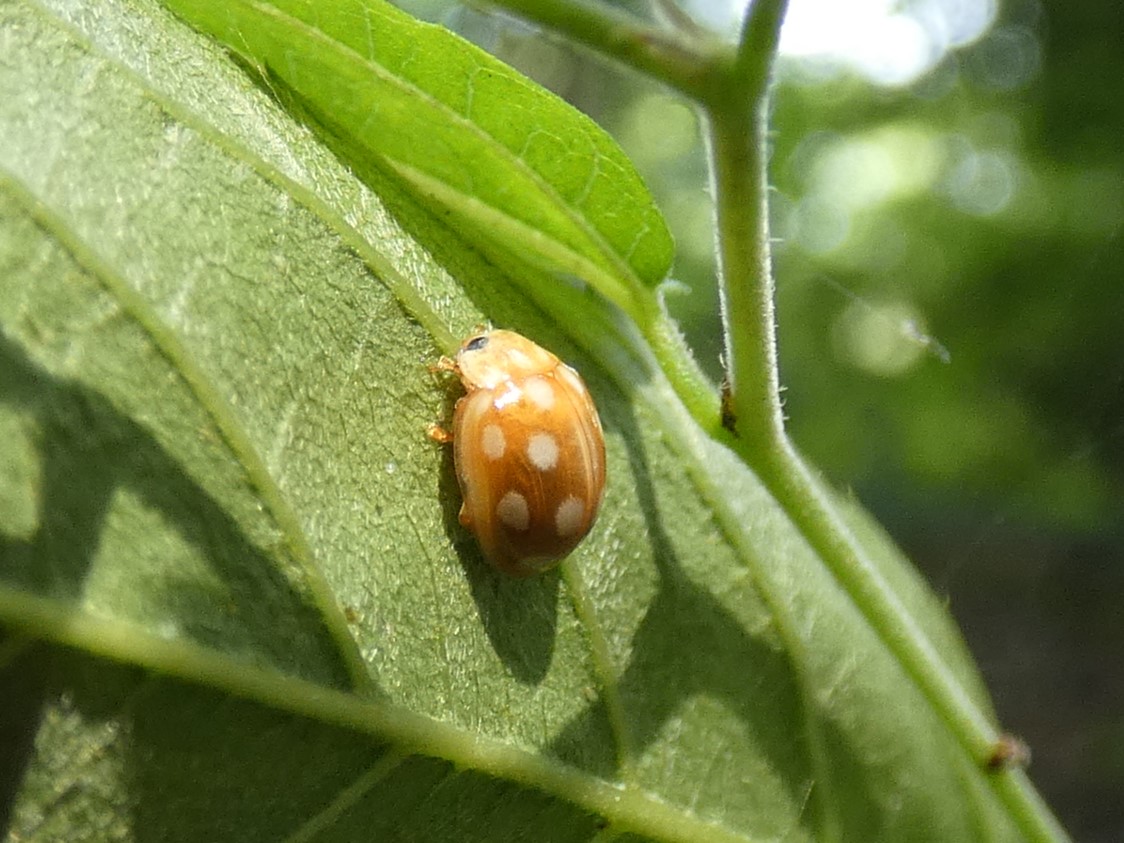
[403, 1, 1123, 838]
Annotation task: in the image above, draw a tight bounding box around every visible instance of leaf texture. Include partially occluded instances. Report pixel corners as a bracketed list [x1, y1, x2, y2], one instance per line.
[0, 1, 1024, 841]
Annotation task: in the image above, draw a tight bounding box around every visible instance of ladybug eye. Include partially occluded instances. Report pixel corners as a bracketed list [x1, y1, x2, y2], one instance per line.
[464, 335, 489, 353]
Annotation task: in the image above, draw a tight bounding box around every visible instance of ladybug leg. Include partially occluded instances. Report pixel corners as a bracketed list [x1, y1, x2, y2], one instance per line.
[428, 355, 457, 375]
[428, 356, 458, 443]
[426, 423, 454, 444]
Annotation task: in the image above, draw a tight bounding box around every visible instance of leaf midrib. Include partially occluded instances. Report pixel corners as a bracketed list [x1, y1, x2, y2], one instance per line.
[0, 586, 760, 843]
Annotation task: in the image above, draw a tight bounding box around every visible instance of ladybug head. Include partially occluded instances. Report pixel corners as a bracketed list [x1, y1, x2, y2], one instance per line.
[455, 329, 557, 389]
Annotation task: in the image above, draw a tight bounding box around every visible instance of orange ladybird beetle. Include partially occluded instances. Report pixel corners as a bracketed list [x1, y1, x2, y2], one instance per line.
[430, 329, 606, 577]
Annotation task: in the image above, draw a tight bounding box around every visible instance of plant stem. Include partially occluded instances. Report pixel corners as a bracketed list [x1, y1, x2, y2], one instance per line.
[703, 0, 788, 450]
[483, 0, 729, 100]
[705, 97, 784, 450]
[707, 4, 1069, 840]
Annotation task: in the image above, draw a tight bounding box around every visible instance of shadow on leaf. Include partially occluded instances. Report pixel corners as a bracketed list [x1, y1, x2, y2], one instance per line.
[429, 362, 562, 685]
[0, 330, 365, 828]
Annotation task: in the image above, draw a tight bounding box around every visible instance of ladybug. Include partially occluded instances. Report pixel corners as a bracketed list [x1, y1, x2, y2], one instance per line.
[430, 329, 606, 576]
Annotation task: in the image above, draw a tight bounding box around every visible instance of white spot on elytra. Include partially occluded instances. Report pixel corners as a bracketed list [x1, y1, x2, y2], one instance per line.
[524, 376, 556, 410]
[527, 432, 560, 470]
[555, 496, 585, 537]
[496, 490, 530, 531]
[481, 424, 505, 459]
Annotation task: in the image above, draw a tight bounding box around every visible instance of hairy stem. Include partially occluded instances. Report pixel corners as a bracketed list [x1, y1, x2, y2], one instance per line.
[484, 0, 730, 99]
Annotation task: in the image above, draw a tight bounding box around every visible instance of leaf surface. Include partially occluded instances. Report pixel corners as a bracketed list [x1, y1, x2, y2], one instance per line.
[0, 1, 1023, 841]
[158, 0, 673, 320]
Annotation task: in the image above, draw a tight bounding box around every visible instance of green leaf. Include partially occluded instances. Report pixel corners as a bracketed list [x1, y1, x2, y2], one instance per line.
[1, 1, 1027, 841]
[156, 0, 674, 323]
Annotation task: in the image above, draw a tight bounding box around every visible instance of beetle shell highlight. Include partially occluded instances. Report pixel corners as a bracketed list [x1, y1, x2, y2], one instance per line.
[437, 330, 606, 577]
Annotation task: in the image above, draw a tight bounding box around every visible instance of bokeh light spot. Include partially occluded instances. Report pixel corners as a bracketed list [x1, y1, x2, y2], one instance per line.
[833, 300, 930, 376]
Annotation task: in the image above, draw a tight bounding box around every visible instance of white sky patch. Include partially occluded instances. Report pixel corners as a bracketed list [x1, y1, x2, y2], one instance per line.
[691, 0, 998, 87]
